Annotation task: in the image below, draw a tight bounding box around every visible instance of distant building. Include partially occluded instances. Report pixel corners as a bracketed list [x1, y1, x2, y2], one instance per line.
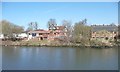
[91, 24, 118, 41]
[0, 34, 4, 40]
[17, 32, 28, 39]
[27, 26, 67, 41]
[27, 29, 50, 40]
[48, 26, 67, 41]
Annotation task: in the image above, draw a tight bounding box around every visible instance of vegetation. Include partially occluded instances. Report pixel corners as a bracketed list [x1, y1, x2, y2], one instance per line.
[0, 20, 24, 37]
[47, 19, 57, 30]
[72, 19, 91, 45]
[62, 20, 73, 43]
[1, 19, 118, 47]
[27, 22, 38, 31]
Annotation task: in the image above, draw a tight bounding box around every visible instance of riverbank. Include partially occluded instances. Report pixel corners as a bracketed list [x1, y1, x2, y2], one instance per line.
[0, 40, 119, 48]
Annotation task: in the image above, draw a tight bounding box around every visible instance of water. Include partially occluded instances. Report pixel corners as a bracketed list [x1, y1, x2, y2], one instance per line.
[2, 46, 118, 70]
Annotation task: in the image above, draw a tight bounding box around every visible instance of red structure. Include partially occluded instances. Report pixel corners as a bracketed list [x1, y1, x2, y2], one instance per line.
[27, 26, 67, 41]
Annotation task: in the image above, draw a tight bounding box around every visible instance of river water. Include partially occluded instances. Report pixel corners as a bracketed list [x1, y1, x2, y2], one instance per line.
[2, 46, 118, 70]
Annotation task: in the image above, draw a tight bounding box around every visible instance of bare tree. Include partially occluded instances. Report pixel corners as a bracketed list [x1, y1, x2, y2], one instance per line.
[62, 20, 73, 43]
[12, 25, 24, 34]
[27, 22, 38, 31]
[34, 22, 38, 30]
[47, 19, 57, 30]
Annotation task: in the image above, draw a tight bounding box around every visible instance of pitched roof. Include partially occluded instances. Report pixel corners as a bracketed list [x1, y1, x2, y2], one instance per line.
[28, 29, 50, 33]
[91, 25, 118, 32]
[56, 26, 65, 30]
[54, 30, 64, 33]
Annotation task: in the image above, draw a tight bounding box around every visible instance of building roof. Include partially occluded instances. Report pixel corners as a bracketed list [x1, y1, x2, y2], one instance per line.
[54, 30, 64, 33]
[56, 26, 65, 30]
[91, 25, 118, 32]
[28, 29, 50, 33]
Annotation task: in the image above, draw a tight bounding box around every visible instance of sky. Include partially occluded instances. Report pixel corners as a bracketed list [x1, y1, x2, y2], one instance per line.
[2, 0, 120, 2]
[2, 2, 118, 30]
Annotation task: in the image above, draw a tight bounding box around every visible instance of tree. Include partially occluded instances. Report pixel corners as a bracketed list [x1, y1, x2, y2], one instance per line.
[110, 23, 116, 26]
[12, 25, 24, 34]
[0, 20, 24, 37]
[82, 18, 87, 25]
[34, 22, 38, 30]
[62, 20, 73, 43]
[73, 19, 91, 45]
[0, 20, 12, 35]
[47, 19, 57, 30]
[27, 22, 38, 31]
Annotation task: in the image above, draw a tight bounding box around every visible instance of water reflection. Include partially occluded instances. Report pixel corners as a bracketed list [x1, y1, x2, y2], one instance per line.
[2, 46, 118, 70]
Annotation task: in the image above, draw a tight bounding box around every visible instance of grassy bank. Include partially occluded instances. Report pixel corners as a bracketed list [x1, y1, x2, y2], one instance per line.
[1, 40, 119, 48]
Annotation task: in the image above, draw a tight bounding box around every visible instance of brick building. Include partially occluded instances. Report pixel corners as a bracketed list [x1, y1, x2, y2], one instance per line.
[91, 24, 118, 41]
[27, 26, 66, 41]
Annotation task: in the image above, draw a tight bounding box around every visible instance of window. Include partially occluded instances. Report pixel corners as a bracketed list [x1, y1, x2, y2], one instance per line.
[105, 37, 108, 40]
[114, 37, 117, 40]
[32, 33, 36, 36]
[114, 32, 116, 34]
[39, 33, 42, 35]
[40, 37, 43, 40]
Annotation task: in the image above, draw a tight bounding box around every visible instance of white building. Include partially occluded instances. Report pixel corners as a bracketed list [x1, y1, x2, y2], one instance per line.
[12, 32, 28, 39]
[18, 32, 28, 39]
[27, 29, 50, 40]
[0, 34, 4, 39]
